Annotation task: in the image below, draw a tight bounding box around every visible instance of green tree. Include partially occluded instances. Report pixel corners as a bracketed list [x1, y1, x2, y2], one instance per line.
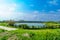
[19, 24, 29, 29]
[8, 20, 15, 26]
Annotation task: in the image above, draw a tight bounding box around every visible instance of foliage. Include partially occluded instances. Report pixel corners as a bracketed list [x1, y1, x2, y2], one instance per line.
[0, 21, 60, 29]
[7, 20, 15, 26]
[18, 24, 30, 29]
[0, 29, 60, 40]
[44, 23, 60, 29]
[0, 29, 5, 32]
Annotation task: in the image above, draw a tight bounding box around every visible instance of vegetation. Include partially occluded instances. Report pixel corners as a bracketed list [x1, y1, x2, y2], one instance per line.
[0, 29, 5, 33]
[0, 22, 60, 29]
[12, 23, 60, 29]
[44, 22, 60, 29]
[18, 24, 30, 29]
[0, 20, 60, 40]
[7, 20, 15, 26]
[0, 20, 60, 29]
[0, 29, 60, 40]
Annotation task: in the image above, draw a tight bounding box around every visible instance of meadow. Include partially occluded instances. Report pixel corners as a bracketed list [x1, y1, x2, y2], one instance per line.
[0, 21, 60, 40]
[0, 29, 60, 40]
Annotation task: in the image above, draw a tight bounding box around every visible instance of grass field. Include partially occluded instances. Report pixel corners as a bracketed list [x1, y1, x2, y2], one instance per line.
[0, 23, 60, 40]
[0, 29, 60, 40]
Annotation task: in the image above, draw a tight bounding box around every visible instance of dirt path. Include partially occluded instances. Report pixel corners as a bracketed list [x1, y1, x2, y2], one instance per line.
[0, 26, 17, 31]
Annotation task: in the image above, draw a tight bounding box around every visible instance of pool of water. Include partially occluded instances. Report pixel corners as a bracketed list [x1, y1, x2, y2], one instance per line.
[15, 23, 45, 27]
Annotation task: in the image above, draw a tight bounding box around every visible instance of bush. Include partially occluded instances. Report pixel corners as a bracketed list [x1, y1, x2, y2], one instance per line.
[44, 23, 60, 29]
[7, 20, 15, 26]
[19, 24, 30, 29]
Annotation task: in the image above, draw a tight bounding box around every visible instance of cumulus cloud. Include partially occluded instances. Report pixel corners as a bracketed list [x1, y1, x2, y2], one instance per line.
[0, 0, 17, 20]
[0, 0, 60, 21]
[14, 10, 60, 21]
[48, 0, 58, 5]
[33, 11, 39, 14]
[57, 9, 60, 12]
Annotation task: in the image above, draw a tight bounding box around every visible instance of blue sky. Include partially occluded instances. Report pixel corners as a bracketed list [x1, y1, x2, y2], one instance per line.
[0, 0, 60, 21]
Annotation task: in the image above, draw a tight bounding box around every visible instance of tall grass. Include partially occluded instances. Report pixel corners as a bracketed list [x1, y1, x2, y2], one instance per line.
[0, 29, 60, 40]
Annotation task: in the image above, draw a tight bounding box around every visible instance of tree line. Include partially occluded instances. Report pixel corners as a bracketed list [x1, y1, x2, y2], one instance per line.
[0, 20, 60, 29]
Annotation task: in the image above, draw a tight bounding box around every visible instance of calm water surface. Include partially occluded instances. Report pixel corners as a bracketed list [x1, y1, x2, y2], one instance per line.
[15, 23, 45, 27]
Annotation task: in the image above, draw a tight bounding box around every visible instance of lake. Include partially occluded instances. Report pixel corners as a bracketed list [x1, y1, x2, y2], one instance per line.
[15, 23, 45, 27]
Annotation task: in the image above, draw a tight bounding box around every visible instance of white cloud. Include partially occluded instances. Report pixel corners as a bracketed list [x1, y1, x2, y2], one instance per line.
[13, 10, 60, 21]
[0, 4, 16, 15]
[33, 11, 39, 14]
[48, 0, 58, 5]
[57, 9, 60, 12]
[0, 0, 17, 20]
[0, 0, 60, 21]
[48, 11, 56, 13]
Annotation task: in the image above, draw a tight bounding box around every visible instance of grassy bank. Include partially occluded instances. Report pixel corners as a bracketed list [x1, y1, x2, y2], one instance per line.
[0, 29, 60, 40]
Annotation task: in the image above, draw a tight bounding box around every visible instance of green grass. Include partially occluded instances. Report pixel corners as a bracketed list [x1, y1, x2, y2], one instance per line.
[0, 23, 8, 26]
[0, 29, 60, 40]
[0, 29, 6, 33]
[0, 23, 60, 40]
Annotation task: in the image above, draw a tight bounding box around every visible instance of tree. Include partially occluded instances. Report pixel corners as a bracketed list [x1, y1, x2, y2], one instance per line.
[19, 24, 29, 29]
[8, 20, 15, 26]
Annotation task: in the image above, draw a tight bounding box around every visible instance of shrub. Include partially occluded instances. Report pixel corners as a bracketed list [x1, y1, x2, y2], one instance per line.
[44, 23, 60, 29]
[19, 24, 30, 29]
[7, 20, 15, 26]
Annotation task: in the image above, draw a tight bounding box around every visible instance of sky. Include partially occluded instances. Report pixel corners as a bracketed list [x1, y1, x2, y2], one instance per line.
[0, 0, 60, 21]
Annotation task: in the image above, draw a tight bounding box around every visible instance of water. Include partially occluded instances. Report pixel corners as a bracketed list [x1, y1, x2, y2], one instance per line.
[15, 23, 45, 27]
